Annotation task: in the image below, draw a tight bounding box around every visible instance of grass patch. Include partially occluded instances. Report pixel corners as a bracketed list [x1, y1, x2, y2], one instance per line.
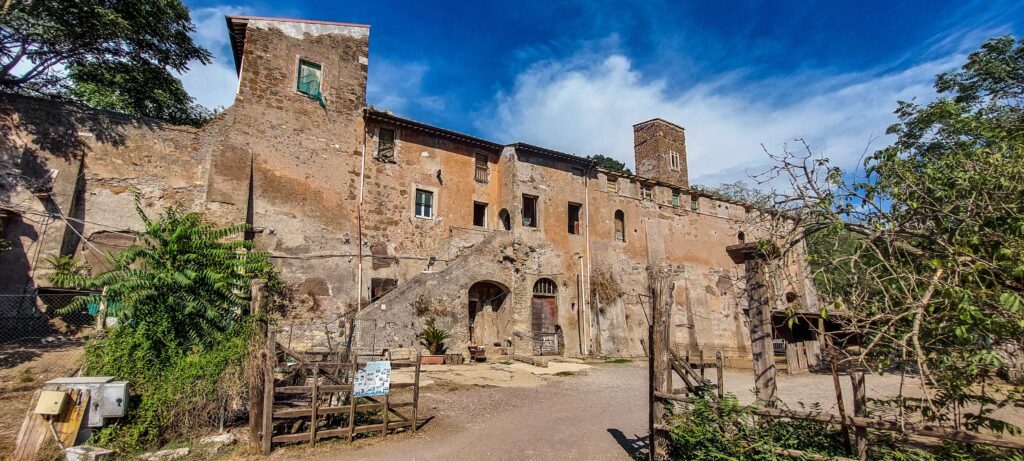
[605, 358, 632, 364]
[498, 360, 514, 365]
[554, 371, 576, 377]
[17, 368, 34, 383]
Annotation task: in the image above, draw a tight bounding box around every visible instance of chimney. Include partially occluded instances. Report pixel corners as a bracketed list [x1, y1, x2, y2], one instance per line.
[633, 118, 688, 188]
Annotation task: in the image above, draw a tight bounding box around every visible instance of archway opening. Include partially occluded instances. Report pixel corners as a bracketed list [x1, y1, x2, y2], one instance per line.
[468, 281, 509, 354]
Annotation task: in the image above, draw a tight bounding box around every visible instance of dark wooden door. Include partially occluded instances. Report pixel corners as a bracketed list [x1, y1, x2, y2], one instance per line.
[531, 296, 558, 355]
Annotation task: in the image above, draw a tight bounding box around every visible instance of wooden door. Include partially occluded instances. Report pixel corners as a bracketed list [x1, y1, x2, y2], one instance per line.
[531, 296, 558, 355]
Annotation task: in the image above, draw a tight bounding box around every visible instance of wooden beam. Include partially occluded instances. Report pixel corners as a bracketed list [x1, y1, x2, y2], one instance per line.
[261, 328, 275, 456]
[650, 276, 673, 461]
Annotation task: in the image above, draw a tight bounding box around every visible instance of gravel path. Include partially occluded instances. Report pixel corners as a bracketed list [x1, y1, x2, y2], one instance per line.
[304, 362, 649, 461]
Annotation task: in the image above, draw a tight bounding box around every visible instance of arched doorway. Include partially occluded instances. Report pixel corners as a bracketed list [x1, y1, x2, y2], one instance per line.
[531, 278, 559, 355]
[498, 208, 511, 230]
[468, 281, 509, 352]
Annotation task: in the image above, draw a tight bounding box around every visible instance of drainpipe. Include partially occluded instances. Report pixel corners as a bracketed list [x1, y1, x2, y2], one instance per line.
[578, 253, 588, 356]
[356, 121, 367, 315]
[583, 163, 594, 356]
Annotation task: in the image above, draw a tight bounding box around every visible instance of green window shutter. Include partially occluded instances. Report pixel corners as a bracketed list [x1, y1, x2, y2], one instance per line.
[297, 60, 322, 99]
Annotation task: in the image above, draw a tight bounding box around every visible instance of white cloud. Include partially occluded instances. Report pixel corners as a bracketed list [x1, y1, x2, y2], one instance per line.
[367, 59, 445, 115]
[178, 5, 253, 110]
[482, 46, 967, 187]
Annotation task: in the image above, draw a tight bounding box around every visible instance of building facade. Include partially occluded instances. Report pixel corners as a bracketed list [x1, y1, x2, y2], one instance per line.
[0, 16, 818, 363]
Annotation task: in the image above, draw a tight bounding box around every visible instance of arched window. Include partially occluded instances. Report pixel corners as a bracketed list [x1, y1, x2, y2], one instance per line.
[533, 278, 557, 296]
[737, 231, 746, 243]
[614, 210, 625, 242]
[498, 209, 511, 230]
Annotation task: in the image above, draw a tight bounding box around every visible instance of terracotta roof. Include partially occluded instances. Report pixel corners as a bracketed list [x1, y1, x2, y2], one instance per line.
[509, 143, 594, 166]
[226, 15, 371, 75]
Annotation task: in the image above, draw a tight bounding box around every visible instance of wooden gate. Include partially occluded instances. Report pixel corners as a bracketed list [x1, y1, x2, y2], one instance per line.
[255, 329, 423, 454]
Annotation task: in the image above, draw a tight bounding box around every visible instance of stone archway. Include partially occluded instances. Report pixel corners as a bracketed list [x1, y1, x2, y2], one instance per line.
[468, 281, 509, 352]
[531, 278, 559, 356]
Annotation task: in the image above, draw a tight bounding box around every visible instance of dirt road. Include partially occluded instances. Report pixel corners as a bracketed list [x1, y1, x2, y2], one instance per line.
[301, 362, 649, 461]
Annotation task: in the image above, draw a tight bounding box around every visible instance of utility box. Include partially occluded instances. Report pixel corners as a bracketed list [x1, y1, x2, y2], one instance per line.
[34, 390, 67, 415]
[44, 377, 129, 427]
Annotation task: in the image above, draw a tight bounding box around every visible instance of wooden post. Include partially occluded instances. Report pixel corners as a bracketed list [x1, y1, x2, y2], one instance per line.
[381, 351, 390, 438]
[95, 287, 109, 330]
[347, 352, 357, 443]
[412, 351, 421, 433]
[716, 351, 724, 399]
[699, 349, 705, 381]
[650, 276, 673, 461]
[851, 371, 868, 461]
[647, 322, 655, 461]
[261, 328, 276, 455]
[830, 345, 852, 454]
[310, 364, 319, 447]
[248, 279, 267, 450]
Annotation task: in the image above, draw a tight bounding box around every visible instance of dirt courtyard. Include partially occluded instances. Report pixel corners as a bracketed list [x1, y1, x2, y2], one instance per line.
[267, 359, 1020, 461]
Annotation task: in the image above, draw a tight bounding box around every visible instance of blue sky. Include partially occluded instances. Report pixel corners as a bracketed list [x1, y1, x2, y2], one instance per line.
[179, 0, 1024, 186]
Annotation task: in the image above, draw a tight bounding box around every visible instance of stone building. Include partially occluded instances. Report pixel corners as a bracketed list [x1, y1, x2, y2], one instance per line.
[0, 16, 819, 364]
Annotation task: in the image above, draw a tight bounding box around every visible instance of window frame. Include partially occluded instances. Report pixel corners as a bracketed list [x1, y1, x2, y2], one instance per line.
[690, 195, 699, 212]
[376, 126, 397, 160]
[473, 201, 488, 228]
[295, 58, 323, 100]
[641, 185, 653, 201]
[669, 150, 680, 171]
[522, 194, 539, 228]
[613, 209, 626, 242]
[567, 202, 582, 235]
[474, 152, 489, 183]
[414, 188, 435, 219]
[672, 190, 681, 207]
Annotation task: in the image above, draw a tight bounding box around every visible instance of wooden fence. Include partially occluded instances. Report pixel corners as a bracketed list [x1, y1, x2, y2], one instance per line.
[253, 328, 424, 454]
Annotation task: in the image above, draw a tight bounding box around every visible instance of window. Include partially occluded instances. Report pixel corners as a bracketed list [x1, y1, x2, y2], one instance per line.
[522, 195, 538, 228]
[473, 202, 488, 227]
[567, 203, 582, 235]
[690, 195, 699, 212]
[607, 178, 619, 193]
[672, 190, 681, 207]
[377, 128, 396, 159]
[533, 278, 557, 295]
[296, 59, 322, 99]
[737, 231, 746, 243]
[415, 189, 433, 218]
[474, 153, 489, 182]
[641, 185, 653, 201]
[498, 209, 511, 230]
[670, 150, 680, 171]
[370, 278, 397, 302]
[614, 210, 625, 242]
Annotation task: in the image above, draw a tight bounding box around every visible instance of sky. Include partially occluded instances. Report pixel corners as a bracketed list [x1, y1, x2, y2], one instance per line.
[179, 0, 1024, 187]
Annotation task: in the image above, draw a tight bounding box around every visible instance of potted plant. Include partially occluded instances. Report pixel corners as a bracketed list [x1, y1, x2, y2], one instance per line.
[418, 318, 450, 365]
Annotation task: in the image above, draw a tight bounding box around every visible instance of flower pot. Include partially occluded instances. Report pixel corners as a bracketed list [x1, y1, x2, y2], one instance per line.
[420, 354, 445, 365]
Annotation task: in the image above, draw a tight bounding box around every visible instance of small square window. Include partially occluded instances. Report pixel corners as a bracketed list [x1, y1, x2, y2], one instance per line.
[641, 186, 653, 201]
[473, 202, 487, 227]
[672, 190, 681, 207]
[415, 189, 434, 218]
[475, 153, 489, 182]
[378, 128, 395, 159]
[522, 195, 538, 228]
[690, 195, 699, 212]
[370, 278, 397, 302]
[297, 60, 322, 99]
[607, 179, 619, 193]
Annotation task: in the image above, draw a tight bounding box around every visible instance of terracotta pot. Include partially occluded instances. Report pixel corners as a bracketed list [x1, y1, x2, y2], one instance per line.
[420, 354, 445, 365]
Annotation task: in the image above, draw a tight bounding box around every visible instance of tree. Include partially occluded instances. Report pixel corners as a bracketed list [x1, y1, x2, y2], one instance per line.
[62, 198, 275, 353]
[698, 180, 773, 207]
[588, 154, 632, 174]
[758, 35, 1024, 434]
[0, 0, 214, 126]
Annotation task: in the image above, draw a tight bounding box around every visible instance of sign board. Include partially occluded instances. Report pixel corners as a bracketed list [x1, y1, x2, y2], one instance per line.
[353, 360, 391, 397]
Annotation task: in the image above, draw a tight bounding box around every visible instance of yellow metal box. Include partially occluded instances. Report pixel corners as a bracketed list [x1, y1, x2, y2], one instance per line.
[34, 390, 67, 415]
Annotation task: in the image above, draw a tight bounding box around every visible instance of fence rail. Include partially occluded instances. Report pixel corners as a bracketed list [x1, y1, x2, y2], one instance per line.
[0, 292, 94, 345]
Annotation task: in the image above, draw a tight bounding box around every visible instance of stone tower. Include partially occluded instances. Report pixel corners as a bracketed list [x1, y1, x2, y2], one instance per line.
[633, 118, 688, 188]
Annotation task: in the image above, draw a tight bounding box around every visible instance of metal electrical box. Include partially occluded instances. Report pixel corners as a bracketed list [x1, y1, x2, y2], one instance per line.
[44, 377, 129, 427]
[34, 390, 67, 415]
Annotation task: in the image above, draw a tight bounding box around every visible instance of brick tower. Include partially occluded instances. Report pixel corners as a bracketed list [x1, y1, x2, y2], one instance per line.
[633, 118, 688, 188]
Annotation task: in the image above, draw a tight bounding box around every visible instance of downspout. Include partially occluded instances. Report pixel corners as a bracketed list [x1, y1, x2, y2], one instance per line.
[583, 162, 594, 356]
[356, 121, 367, 314]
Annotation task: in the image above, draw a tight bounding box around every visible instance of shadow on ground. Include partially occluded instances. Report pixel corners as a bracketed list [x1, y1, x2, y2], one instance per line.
[608, 428, 649, 459]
